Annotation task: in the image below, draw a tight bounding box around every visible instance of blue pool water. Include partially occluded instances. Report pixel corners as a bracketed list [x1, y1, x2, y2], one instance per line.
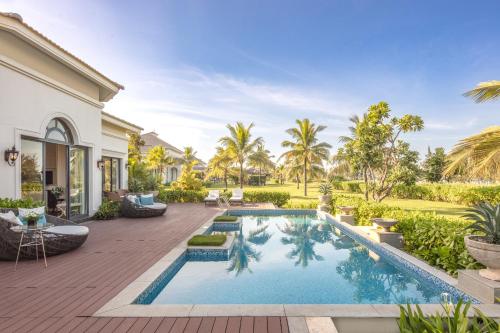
[144, 213, 465, 304]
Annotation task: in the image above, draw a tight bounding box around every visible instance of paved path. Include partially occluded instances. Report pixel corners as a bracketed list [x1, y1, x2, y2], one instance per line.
[0, 203, 290, 333]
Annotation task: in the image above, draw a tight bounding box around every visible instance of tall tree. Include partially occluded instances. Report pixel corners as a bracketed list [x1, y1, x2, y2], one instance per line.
[127, 132, 145, 166]
[219, 122, 263, 188]
[273, 164, 286, 185]
[422, 147, 446, 182]
[248, 143, 275, 186]
[206, 147, 234, 190]
[281, 119, 331, 196]
[182, 146, 198, 165]
[338, 102, 424, 202]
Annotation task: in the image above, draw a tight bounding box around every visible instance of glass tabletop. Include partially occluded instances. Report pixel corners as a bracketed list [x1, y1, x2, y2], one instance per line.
[11, 223, 54, 233]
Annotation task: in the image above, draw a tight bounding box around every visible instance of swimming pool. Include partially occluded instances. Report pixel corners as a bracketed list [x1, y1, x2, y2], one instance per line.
[134, 211, 473, 305]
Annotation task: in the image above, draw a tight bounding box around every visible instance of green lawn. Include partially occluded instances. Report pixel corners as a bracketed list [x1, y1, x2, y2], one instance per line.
[210, 182, 468, 218]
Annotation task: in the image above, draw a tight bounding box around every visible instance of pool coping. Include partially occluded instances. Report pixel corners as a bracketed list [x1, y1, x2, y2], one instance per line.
[94, 209, 500, 318]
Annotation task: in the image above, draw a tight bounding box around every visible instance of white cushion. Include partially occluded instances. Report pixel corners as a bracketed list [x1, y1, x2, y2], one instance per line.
[0, 210, 22, 226]
[45, 225, 89, 236]
[143, 203, 167, 210]
[127, 195, 137, 203]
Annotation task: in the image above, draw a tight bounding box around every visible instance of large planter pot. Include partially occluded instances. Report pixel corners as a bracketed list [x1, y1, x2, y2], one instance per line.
[464, 235, 500, 281]
[318, 195, 331, 204]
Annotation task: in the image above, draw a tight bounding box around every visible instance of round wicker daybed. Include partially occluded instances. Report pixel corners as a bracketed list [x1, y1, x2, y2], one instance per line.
[121, 196, 167, 218]
[0, 208, 89, 261]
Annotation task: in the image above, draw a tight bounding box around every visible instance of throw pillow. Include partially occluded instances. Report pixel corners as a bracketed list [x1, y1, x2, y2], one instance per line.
[140, 194, 154, 205]
[0, 210, 23, 226]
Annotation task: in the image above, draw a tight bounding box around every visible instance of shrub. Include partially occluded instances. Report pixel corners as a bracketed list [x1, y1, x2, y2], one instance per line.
[0, 197, 44, 209]
[243, 191, 290, 207]
[188, 234, 227, 246]
[157, 189, 208, 203]
[283, 200, 319, 209]
[329, 194, 481, 276]
[93, 199, 121, 220]
[318, 183, 333, 196]
[214, 215, 238, 222]
[343, 181, 363, 193]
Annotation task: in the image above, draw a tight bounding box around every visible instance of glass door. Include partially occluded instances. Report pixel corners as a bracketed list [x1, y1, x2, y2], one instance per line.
[20, 138, 44, 202]
[69, 146, 88, 219]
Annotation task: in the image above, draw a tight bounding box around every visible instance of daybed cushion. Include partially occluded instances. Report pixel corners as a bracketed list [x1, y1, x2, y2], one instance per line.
[45, 225, 89, 236]
[0, 210, 23, 226]
[18, 207, 47, 225]
[140, 194, 154, 205]
[127, 195, 141, 204]
[143, 203, 167, 210]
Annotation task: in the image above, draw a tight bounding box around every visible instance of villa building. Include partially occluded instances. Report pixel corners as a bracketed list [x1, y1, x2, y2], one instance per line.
[0, 13, 142, 220]
[141, 131, 206, 183]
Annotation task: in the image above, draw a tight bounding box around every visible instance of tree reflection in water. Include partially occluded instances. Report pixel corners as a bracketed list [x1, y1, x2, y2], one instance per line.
[279, 216, 333, 267]
[247, 224, 272, 245]
[336, 246, 433, 303]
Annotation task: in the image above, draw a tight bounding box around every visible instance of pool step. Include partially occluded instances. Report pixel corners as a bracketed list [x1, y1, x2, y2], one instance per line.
[288, 317, 338, 333]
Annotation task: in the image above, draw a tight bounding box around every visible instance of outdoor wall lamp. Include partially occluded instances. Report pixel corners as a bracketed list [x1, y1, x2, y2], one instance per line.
[4, 146, 19, 166]
[97, 160, 105, 169]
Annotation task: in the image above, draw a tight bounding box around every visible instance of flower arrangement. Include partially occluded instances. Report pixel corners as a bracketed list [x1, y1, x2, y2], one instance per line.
[25, 212, 40, 228]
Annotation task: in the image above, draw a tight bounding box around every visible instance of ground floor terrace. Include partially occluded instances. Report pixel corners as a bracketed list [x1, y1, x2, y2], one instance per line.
[0, 203, 292, 333]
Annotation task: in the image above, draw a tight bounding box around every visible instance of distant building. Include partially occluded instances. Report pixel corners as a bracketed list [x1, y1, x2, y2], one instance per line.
[140, 132, 206, 183]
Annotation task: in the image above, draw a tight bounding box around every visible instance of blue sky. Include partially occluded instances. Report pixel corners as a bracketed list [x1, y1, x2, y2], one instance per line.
[1, 0, 499, 161]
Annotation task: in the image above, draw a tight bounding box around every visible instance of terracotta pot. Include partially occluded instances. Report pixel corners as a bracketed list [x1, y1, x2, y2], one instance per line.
[464, 235, 500, 281]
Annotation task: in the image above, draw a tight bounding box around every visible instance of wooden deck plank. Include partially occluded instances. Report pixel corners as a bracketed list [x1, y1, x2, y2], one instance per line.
[113, 317, 138, 333]
[156, 317, 177, 333]
[85, 317, 113, 333]
[184, 317, 203, 333]
[71, 317, 99, 333]
[254, 317, 268, 333]
[197, 317, 216, 333]
[98, 317, 125, 333]
[226, 317, 242, 333]
[267, 317, 281, 333]
[141, 317, 164, 333]
[127, 317, 151, 333]
[170, 318, 190, 333]
[240, 317, 254, 333]
[211, 316, 228, 333]
[280, 317, 289, 333]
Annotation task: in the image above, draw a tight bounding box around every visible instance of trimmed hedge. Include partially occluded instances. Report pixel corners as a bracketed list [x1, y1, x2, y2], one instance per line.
[214, 215, 238, 222]
[243, 191, 290, 207]
[0, 197, 44, 209]
[188, 234, 227, 246]
[330, 194, 481, 276]
[331, 181, 500, 206]
[157, 189, 208, 203]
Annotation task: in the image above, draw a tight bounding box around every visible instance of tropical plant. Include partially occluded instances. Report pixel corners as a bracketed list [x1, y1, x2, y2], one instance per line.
[93, 199, 121, 220]
[206, 147, 234, 190]
[281, 119, 331, 196]
[422, 147, 446, 182]
[144, 145, 174, 182]
[464, 202, 500, 245]
[337, 102, 424, 202]
[445, 126, 500, 181]
[182, 146, 197, 165]
[318, 183, 333, 196]
[273, 164, 286, 185]
[171, 160, 203, 191]
[219, 122, 263, 188]
[127, 132, 145, 166]
[464, 80, 500, 103]
[248, 143, 275, 186]
[398, 299, 499, 333]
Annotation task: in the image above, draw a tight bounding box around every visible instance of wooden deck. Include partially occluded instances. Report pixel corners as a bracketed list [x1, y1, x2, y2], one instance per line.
[0, 203, 289, 333]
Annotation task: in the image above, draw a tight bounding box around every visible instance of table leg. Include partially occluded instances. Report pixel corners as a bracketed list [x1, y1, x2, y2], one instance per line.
[40, 231, 47, 268]
[35, 232, 39, 262]
[15, 232, 24, 271]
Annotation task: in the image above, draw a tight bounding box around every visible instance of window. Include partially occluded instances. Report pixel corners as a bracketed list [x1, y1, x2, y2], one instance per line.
[45, 119, 73, 144]
[21, 138, 44, 201]
[102, 157, 120, 192]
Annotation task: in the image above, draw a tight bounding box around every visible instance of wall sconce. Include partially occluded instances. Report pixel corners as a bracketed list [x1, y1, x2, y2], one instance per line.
[4, 146, 19, 166]
[97, 160, 105, 169]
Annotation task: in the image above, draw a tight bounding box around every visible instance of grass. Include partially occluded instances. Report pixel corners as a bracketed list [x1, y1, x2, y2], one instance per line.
[188, 234, 227, 246]
[213, 215, 239, 222]
[209, 182, 469, 219]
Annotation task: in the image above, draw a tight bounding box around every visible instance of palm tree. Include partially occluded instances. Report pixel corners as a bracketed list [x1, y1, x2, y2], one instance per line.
[281, 119, 331, 196]
[144, 145, 174, 181]
[273, 164, 286, 185]
[182, 146, 198, 165]
[248, 143, 275, 186]
[444, 81, 500, 180]
[206, 147, 234, 189]
[219, 122, 263, 188]
[464, 80, 500, 103]
[444, 126, 500, 180]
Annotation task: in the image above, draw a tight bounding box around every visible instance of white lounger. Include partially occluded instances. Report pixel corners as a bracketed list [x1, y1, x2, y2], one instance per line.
[229, 189, 244, 205]
[204, 190, 220, 206]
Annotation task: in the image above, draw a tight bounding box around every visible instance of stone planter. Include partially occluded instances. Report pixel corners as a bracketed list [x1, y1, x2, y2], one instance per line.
[318, 195, 331, 204]
[371, 218, 398, 232]
[338, 206, 354, 215]
[464, 235, 500, 281]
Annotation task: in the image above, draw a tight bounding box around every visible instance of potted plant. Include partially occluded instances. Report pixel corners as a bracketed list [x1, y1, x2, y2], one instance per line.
[52, 186, 64, 199]
[464, 202, 500, 281]
[318, 183, 333, 204]
[25, 212, 40, 229]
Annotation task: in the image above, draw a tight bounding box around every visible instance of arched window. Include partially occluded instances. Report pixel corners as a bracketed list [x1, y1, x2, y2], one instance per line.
[45, 119, 73, 144]
[171, 168, 178, 180]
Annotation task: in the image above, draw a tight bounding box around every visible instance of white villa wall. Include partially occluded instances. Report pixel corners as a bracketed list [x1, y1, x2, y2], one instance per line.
[0, 64, 104, 214]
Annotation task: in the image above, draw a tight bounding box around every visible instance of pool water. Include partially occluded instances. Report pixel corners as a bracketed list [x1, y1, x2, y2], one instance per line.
[149, 214, 452, 304]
